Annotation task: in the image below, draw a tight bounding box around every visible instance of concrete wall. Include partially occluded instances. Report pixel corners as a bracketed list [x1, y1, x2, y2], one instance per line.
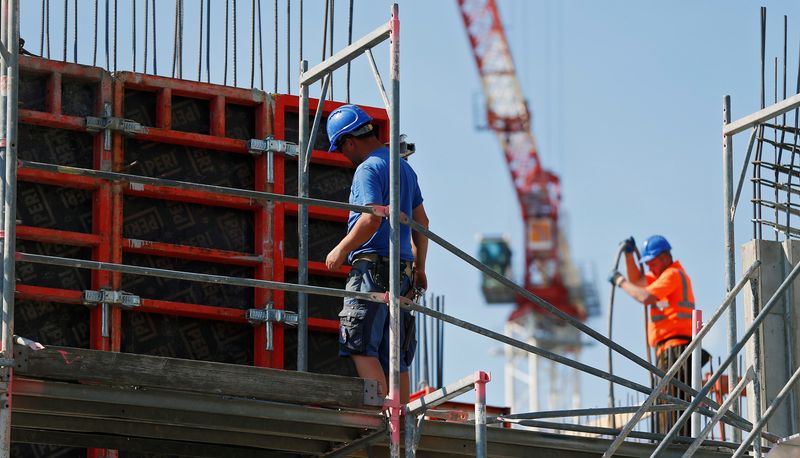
[742, 240, 799, 438]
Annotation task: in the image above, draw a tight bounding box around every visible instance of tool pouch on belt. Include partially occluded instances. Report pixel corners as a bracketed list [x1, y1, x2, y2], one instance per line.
[404, 312, 416, 353]
[369, 260, 416, 355]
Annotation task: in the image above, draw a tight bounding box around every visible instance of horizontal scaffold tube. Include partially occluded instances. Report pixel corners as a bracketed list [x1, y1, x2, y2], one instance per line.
[16, 252, 385, 304]
[398, 214, 754, 431]
[18, 160, 387, 217]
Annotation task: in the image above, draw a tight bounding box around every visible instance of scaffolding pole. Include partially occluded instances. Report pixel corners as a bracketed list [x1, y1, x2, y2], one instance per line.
[295, 5, 398, 454]
[722, 95, 742, 441]
[387, 5, 401, 456]
[297, 58, 309, 372]
[0, 1, 17, 455]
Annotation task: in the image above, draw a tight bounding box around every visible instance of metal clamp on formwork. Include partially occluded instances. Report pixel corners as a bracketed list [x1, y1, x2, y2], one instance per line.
[85, 103, 147, 150]
[85, 116, 146, 136]
[82, 289, 141, 309]
[248, 136, 298, 185]
[247, 304, 298, 352]
[246, 307, 299, 327]
[247, 136, 299, 157]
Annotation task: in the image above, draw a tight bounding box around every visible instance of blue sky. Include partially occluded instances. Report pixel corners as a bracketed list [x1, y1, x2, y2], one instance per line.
[18, 0, 800, 409]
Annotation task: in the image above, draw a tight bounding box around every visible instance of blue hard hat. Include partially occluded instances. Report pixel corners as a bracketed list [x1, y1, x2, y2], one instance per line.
[326, 104, 374, 152]
[639, 235, 672, 263]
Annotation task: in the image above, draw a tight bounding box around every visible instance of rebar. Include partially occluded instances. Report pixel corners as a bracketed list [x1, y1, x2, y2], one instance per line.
[198, 0, 204, 80]
[131, 0, 138, 71]
[151, 0, 156, 74]
[62, 0, 67, 61]
[143, 0, 149, 73]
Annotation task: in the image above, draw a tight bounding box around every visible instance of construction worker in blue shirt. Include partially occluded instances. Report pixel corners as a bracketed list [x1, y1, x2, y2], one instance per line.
[324, 104, 429, 403]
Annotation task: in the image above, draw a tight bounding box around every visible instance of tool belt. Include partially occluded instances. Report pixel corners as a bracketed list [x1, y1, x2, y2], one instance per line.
[352, 253, 416, 353]
[351, 253, 414, 287]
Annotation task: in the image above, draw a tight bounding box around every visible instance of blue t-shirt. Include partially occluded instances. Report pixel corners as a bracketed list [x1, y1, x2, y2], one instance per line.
[347, 147, 423, 262]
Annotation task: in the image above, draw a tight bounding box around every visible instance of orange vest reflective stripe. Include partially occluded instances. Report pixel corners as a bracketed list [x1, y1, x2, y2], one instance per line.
[646, 264, 695, 351]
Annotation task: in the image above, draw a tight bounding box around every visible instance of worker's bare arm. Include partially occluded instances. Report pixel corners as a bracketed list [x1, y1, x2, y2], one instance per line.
[325, 210, 383, 271]
[624, 252, 646, 286]
[411, 203, 429, 291]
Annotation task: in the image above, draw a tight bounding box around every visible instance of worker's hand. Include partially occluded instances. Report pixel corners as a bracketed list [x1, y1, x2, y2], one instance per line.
[621, 236, 636, 254]
[325, 245, 348, 271]
[414, 269, 428, 292]
[608, 270, 625, 287]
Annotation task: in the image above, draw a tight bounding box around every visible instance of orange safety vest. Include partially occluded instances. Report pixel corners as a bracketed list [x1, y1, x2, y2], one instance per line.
[645, 261, 695, 352]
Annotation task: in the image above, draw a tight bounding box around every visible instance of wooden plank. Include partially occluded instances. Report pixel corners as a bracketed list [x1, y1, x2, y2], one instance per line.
[12, 429, 296, 458]
[16, 345, 382, 409]
[14, 395, 362, 443]
[13, 377, 385, 429]
[12, 412, 332, 454]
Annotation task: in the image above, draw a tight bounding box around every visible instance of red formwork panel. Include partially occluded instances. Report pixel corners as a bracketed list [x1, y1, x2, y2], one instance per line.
[14, 55, 112, 458]
[15, 56, 112, 353]
[111, 72, 275, 367]
[273, 95, 389, 375]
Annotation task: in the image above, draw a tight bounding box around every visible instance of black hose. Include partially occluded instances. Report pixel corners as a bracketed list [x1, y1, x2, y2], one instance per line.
[606, 244, 625, 429]
[607, 243, 647, 430]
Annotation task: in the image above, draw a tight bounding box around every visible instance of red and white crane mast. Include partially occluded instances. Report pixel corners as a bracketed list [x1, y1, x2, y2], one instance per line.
[457, 0, 583, 321]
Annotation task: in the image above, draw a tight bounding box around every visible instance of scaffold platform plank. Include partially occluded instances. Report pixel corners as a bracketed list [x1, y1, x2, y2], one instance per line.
[7, 346, 734, 458]
[15, 346, 383, 410]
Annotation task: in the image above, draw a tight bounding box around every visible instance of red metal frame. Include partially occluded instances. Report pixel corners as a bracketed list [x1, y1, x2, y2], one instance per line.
[16, 56, 115, 458]
[111, 72, 276, 367]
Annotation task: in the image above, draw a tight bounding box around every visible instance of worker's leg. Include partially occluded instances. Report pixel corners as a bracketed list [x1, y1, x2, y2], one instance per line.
[351, 354, 388, 398]
[339, 262, 390, 396]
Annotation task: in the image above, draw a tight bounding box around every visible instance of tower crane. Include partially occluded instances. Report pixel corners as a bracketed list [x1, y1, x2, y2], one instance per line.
[457, 0, 590, 321]
[457, 0, 599, 412]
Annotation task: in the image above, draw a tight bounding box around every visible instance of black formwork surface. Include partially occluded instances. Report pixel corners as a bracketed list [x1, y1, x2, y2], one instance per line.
[11, 443, 86, 458]
[283, 216, 346, 262]
[13, 63, 98, 458]
[283, 329, 358, 377]
[120, 84, 260, 368]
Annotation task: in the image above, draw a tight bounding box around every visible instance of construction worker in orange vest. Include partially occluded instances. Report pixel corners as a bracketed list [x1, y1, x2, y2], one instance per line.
[609, 234, 695, 435]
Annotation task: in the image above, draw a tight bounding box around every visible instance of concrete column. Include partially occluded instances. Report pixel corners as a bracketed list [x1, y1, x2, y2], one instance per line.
[742, 240, 798, 438]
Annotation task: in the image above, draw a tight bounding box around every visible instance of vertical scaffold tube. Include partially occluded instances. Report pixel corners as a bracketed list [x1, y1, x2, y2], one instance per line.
[691, 310, 702, 437]
[0, 0, 8, 334]
[474, 372, 490, 458]
[0, 1, 18, 455]
[388, 4, 401, 457]
[0, 3, 7, 455]
[723, 95, 741, 440]
[297, 60, 309, 372]
[2, 0, 17, 359]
